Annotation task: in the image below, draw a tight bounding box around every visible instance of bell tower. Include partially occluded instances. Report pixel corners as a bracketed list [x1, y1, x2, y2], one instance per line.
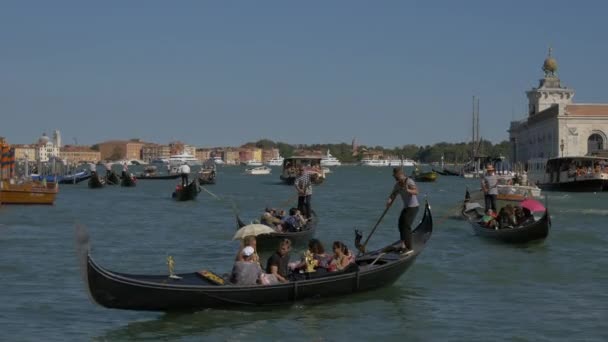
[526, 47, 574, 116]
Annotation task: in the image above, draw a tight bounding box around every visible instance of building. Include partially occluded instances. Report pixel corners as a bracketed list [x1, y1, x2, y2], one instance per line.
[98, 139, 145, 161]
[12, 144, 36, 161]
[35, 133, 60, 162]
[509, 49, 608, 163]
[59, 146, 101, 164]
[225, 149, 240, 165]
[195, 148, 212, 162]
[262, 148, 280, 162]
[141, 144, 171, 162]
[168, 141, 196, 156]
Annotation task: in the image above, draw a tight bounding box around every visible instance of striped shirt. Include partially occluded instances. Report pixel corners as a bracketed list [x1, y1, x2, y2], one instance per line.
[295, 172, 312, 195]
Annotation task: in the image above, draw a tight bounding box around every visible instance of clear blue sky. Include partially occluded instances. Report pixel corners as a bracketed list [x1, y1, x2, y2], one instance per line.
[2, 1, 607, 147]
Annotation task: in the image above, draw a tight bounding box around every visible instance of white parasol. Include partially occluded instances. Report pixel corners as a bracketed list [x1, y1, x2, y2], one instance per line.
[232, 224, 275, 240]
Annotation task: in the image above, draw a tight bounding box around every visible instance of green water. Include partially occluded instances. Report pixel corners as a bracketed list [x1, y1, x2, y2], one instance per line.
[1, 166, 606, 341]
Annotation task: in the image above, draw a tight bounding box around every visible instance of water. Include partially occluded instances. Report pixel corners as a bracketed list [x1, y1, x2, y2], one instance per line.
[1, 166, 606, 341]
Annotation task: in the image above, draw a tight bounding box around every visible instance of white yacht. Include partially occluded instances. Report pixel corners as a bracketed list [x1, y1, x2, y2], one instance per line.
[360, 159, 389, 167]
[245, 166, 272, 175]
[266, 156, 284, 166]
[360, 158, 415, 167]
[245, 160, 263, 167]
[387, 159, 415, 167]
[320, 150, 342, 167]
[168, 153, 200, 166]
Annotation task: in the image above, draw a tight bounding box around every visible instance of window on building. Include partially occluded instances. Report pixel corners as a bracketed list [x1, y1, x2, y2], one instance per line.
[588, 134, 604, 154]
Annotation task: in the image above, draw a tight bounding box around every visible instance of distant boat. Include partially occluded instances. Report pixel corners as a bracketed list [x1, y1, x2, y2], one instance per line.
[320, 150, 341, 167]
[212, 156, 225, 165]
[360, 159, 415, 167]
[266, 156, 284, 166]
[0, 180, 58, 205]
[244, 160, 263, 167]
[168, 154, 200, 167]
[245, 166, 272, 175]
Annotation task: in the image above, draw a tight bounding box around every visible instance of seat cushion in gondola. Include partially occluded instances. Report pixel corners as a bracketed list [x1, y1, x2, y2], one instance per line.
[196, 270, 226, 285]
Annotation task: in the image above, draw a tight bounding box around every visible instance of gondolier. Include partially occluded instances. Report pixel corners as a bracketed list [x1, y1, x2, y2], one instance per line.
[481, 164, 498, 211]
[387, 168, 418, 255]
[295, 165, 312, 218]
[178, 162, 190, 187]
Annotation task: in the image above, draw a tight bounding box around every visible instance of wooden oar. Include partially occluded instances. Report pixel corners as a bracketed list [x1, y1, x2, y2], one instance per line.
[357, 200, 394, 254]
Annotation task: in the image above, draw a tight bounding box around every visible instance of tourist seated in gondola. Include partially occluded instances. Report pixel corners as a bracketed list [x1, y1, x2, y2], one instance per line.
[230, 246, 266, 285]
[235, 235, 260, 264]
[289, 239, 332, 274]
[281, 208, 307, 232]
[514, 206, 535, 226]
[497, 205, 517, 228]
[261, 208, 284, 231]
[481, 209, 498, 229]
[266, 239, 292, 283]
[328, 241, 355, 272]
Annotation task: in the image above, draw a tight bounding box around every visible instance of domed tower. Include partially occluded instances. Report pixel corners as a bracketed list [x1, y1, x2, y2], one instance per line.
[526, 47, 574, 116]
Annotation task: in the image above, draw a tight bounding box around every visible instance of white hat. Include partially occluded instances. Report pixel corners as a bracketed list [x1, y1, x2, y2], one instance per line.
[242, 246, 255, 257]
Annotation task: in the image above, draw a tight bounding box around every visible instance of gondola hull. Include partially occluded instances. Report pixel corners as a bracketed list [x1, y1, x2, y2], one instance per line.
[77, 203, 432, 311]
[236, 212, 318, 250]
[198, 172, 216, 185]
[462, 191, 550, 244]
[105, 173, 120, 185]
[172, 181, 200, 201]
[138, 174, 180, 180]
[121, 175, 137, 187]
[538, 179, 605, 192]
[88, 174, 105, 189]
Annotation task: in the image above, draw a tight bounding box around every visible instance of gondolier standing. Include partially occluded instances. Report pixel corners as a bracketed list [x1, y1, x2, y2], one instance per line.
[481, 164, 498, 212]
[387, 168, 418, 255]
[178, 162, 190, 187]
[295, 165, 312, 218]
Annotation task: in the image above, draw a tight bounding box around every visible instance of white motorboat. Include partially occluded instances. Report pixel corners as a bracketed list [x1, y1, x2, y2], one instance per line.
[212, 156, 224, 165]
[245, 166, 272, 175]
[360, 159, 389, 167]
[266, 156, 284, 166]
[245, 160, 263, 167]
[168, 153, 200, 166]
[360, 158, 415, 167]
[320, 150, 342, 167]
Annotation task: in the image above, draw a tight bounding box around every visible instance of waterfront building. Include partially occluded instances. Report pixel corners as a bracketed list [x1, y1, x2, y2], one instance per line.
[509, 49, 608, 163]
[59, 146, 101, 164]
[98, 139, 145, 161]
[35, 133, 60, 162]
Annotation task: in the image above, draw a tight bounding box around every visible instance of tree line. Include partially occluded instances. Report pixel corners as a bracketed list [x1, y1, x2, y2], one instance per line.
[244, 139, 512, 164]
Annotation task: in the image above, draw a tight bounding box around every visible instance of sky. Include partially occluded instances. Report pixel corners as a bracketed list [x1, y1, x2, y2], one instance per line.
[2, 1, 608, 148]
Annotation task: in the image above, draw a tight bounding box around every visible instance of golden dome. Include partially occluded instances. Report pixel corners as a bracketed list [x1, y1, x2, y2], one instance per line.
[542, 47, 558, 76]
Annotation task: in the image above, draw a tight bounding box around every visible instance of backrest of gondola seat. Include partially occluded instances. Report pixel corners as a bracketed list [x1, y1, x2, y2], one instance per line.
[342, 262, 359, 273]
[197, 270, 226, 285]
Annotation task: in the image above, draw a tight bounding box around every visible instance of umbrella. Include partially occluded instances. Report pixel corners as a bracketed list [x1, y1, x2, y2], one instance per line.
[520, 198, 545, 213]
[233, 224, 275, 240]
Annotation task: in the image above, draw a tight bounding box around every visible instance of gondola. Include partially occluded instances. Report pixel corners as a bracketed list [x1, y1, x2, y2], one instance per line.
[412, 171, 438, 182]
[138, 174, 180, 180]
[120, 173, 137, 187]
[432, 169, 448, 176]
[58, 171, 92, 184]
[442, 168, 460, 176]
[198, 170, 216, 185]
[76, 202, 432, 312]
[236, 211, 318, 250]
[172, 180, 200, 201]
[461, 190, 550, 244]
[88, 173, 105, 189]
[105, 172, 120, 185]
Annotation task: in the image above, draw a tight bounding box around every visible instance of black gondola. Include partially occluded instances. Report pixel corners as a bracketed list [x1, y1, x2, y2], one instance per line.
[88, 172, 105, 189]
[172, 180, 200, 201]
[236, 211, 318, 250]
[105, 172, 120, 185]
[198, 170, 216, 185]
[138, 174, 180, 180]
[59, 171, 92, 184]
[120, 173, 137, 187]
[76, 202, 432, 312]
[461, 190, 550, 244]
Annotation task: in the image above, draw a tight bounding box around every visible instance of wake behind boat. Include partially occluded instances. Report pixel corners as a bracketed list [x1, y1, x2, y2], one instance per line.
[76, 202, 432, 311]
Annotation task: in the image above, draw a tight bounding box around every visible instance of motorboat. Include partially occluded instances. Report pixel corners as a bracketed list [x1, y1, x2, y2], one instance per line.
[266, 156, 284, 166]
[245, 166, 272, 175]
[245, 160, 263, 167]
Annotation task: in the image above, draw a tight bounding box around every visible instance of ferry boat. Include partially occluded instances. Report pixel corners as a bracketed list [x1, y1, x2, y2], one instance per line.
[280, 156, 325, 185]
[320, 150, 342, 167]
[266, 156, 284, 166]
[0, 180, 58, 205]
[168, 153, 201, 167]
[528, 157, 608, 192]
